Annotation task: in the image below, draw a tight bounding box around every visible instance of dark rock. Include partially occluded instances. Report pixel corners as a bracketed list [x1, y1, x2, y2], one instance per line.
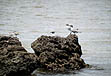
[0, 51, 39, 76]
[0, 34, 88, 76]
[66, 34, 82, 56]
[31, 34, 82, 56]
[0, 36, 39, 76]
[0, 36, 27, 52]
[31, 34, 86, 73]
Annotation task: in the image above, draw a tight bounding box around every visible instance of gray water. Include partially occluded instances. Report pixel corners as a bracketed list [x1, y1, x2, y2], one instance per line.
[0, 0, 111, 76]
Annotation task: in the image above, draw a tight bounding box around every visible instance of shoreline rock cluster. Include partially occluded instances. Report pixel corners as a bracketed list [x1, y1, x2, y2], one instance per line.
[0, 34, 88, 76]
[0, 36, 39, 76]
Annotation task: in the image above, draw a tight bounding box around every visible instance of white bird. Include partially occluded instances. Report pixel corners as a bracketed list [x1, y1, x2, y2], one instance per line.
[9, 31, 19, 37]
[13, 31, 19, 37]
[68, 27, 80, 34]
[66, 24, 73, 28]
[50, 31, 55, 36]
[66, 24, 74, 31]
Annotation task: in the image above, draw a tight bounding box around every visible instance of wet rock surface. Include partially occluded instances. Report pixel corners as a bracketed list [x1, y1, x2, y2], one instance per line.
[31, 34, 87, 73]
[0, 36, 39, 76]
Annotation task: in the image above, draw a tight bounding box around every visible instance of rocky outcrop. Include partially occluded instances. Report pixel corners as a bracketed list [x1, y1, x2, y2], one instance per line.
[0, 36, 27, 53]
[0, 36, 39, 76]
[31, 34, 86, 73]
[0, 34, 88, 76]
[0, 51, 39, 76]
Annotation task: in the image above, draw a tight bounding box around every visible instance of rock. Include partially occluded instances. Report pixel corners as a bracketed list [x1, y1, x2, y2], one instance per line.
[0, 52, 35, 76]
[31, 34, 86, 73]
[0, 36, 27, 52]
[66, 34, 82, 56]
[0, 36, 39, 76]
[0, 51, 39, 76]
[31, 34, 82, 56]
[0, 34, 88, 76]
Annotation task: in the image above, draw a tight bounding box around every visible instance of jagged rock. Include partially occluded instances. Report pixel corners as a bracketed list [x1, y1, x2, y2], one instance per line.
[0, 51, 39, 76]
[31, 34, 82, 56]
[31, 34, 86, 73]
[0, 36, 27, 52]
[0, 34, 88, 76]
[0, 36, 39, 76]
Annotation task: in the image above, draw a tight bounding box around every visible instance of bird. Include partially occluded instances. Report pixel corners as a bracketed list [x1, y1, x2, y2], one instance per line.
[50, 31, 55, 36]
[67, 27, 79, 34]
[9, 33, 14, 37]
[66, 24, 73, 28]
[70, 25, 73, 28]
[13, 31, 19, 37]
[66, 24, 74, 31]
[71, 30, 78, 34]
[9, 31, 19, 37]
[50, 31, 55, 34]
[76, 28, 79, 30]
[66, 24, 81, 34]
[66, 24, 70, 26]
[67, 28, 71, 31]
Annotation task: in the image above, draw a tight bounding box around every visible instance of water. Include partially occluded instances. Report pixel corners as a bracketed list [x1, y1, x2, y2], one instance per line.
[0, 0, 111, 76]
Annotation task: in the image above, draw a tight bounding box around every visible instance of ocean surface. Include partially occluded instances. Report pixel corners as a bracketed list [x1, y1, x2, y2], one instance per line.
[0, 0, 111, 76]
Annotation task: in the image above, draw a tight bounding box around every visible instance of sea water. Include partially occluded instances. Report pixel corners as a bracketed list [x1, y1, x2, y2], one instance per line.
[0, 0, 111, 76]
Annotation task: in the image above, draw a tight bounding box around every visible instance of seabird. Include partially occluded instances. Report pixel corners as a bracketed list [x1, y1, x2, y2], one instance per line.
[66, 24, 73, 28]
[66, 24, 70, 26]
[50, 31, 55, 34]
[67, 28, 71, 31]
[70, 25, 73, 28]
[71, 30, 78, 34]
[67, 27, 79, 34]
[13, 31, 19, 37]
[50, 31, 55, 36]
